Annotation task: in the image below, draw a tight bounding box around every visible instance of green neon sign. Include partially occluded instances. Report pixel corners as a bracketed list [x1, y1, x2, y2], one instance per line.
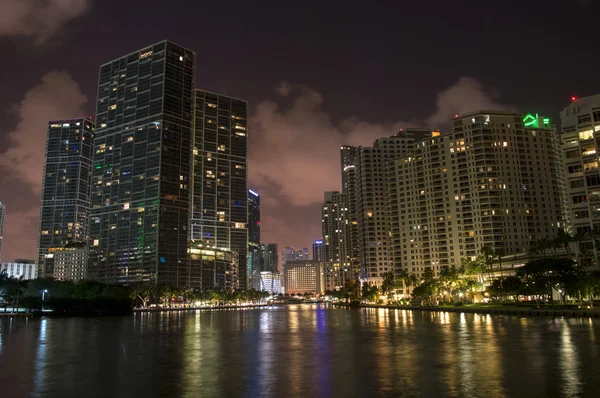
[523, 113, 551, 128]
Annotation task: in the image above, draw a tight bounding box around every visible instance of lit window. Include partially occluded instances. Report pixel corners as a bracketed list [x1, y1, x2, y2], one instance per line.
[109, 105, 117, 110]
[124, 203, 129, 210]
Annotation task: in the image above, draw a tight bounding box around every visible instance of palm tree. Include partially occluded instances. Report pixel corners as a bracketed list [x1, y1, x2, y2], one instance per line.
[555, 230, 573, 257]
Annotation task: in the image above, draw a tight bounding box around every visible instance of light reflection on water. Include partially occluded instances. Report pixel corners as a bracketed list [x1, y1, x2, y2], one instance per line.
[1, 305, 599, 397]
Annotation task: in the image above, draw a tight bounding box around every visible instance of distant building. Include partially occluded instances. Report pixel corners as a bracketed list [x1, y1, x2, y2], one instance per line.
[248, 189, 261, 286]
[46, 246, 88, 281]
[283, 260, 324, 295]
[0, 202, 5, 262]
[1, 261, 38, 280]
[282, 247, 309, 265]
[260, 243, 278, 272]
[38, 118, 94, 278]
[251, 270, 281, 294]
[312, 239, 324, 261]
[321, 191, 352, 289]
[188, 241, 239, 290]
[355, 129, 432, 285]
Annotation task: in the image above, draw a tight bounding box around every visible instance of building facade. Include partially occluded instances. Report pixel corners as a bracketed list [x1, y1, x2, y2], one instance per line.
[389, 111, 567, 278]
[321, 191, 352, 289]
[283, 260, 324, 295]
[354, 129, 432, 284]
[189, 90, 249, 289]
[247, 189, 260, 286]
[0, 202, 5, 262]
[48, 246, 88, 281]
[188, 241, 239, 290]
[561, 94, 600, 267]
[282, 247, 309, 265]
[251, 270, 281, 294]
[312, 239, 324, 261]
[89, 41, 195, 287]
[1, 261, 38, 280]
[260, 243, 278, 272]
[38, 118, 94, 278]
[340, 146, 360, 278]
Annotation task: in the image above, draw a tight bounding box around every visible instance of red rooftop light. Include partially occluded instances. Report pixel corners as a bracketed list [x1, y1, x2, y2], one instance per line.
[571, 96, 577, 101]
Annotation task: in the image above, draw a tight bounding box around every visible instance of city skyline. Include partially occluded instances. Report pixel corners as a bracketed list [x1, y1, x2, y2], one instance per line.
[2, 1, 600, 262]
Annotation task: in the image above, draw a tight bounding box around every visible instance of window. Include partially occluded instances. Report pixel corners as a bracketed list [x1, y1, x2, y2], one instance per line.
[579, 129, 593, 141]
[568, 164, 582, 174]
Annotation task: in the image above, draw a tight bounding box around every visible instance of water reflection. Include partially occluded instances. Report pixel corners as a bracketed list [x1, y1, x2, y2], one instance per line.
[1, 307, 600, 397]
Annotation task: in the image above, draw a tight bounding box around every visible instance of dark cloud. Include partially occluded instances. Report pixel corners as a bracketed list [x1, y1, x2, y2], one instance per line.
[0, 0, 92, 45]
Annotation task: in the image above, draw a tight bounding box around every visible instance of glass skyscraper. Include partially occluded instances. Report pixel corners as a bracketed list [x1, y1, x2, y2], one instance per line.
[38, 118, 94, 277]
[89, 41, 195, 286]
[248, 189, 260, 286]
[190, 90, 248, 289]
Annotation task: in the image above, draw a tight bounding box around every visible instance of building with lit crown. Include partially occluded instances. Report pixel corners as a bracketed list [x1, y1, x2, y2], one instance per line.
[312, 239, 324, 261]
[247, 189, 260, 286]
[38, 118, 94, 278]
[388, 111, 567, 279]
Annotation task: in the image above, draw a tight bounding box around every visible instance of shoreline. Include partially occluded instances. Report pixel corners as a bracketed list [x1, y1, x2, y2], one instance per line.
[333, 303, 600, 318]
[133, 303, 271, 312]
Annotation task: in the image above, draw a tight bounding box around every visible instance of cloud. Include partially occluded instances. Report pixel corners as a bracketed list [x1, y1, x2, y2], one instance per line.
[0, 0, 92, 45]
[0, 71, 88, 193]
[426, 76, 513, 127]
[0, 71, 87, 262]
[249, 76, 511, 251]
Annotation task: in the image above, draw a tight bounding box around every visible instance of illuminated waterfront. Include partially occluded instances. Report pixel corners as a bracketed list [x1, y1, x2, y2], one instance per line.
[1, 305, 599, 397]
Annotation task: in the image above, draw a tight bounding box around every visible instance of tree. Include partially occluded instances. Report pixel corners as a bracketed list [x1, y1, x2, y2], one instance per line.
[361, 282, 378, 303]
[132, 284, 154, 308]
[381, 272, 396, 301]
[517, 257, 581, 305]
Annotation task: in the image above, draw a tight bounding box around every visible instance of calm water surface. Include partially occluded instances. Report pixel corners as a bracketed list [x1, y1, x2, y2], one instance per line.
[1, 305, 599, 397]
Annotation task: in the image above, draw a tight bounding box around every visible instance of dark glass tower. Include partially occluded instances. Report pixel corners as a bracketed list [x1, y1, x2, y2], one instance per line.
[190, 90, 248, 289]
[0, 202, 6, 262]
[38, 118, 94, 277]
[248, 189, 260, 286]
[89, 41, 195, 286]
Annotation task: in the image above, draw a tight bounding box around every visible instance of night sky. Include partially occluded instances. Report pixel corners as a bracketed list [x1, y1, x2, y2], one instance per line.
[1, 0, 599, 263]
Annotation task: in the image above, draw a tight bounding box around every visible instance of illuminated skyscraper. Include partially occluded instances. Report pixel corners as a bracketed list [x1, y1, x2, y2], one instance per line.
[355, 129, 431, 285]
[0, 202, 5, 262]
[389, 112, 567, 278]
[321, 191, 352, 289]
[260, 243, 278, 272]
[89, 41, 195, 286]
[561, 94, 600, 268]
[312, 239, 324, 261]
[189, 90, 248, 289]
[248, 189, 260, 286]
[38, 118, 94, 278]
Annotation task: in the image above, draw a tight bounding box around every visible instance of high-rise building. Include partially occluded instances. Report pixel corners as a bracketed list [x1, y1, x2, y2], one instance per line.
[561, 94, 600, 267]
[0, 202, 5, 262]
[312, 239, 324, 261]
[247, 189, 260, 286]
[389, 111, 567, 278]
[282, 247, 309, 265]
[38, 118, 94, 278]
[89, 41, 195, 286]
[283, 260, 324, 295]
[251, 270, 281, 294]
[340, 146, 360, 276]
[321, 191, 352, 289]
[189, 90, 248, 289]
[355, 129, 432, 285]
[260, 243, 278, 272]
